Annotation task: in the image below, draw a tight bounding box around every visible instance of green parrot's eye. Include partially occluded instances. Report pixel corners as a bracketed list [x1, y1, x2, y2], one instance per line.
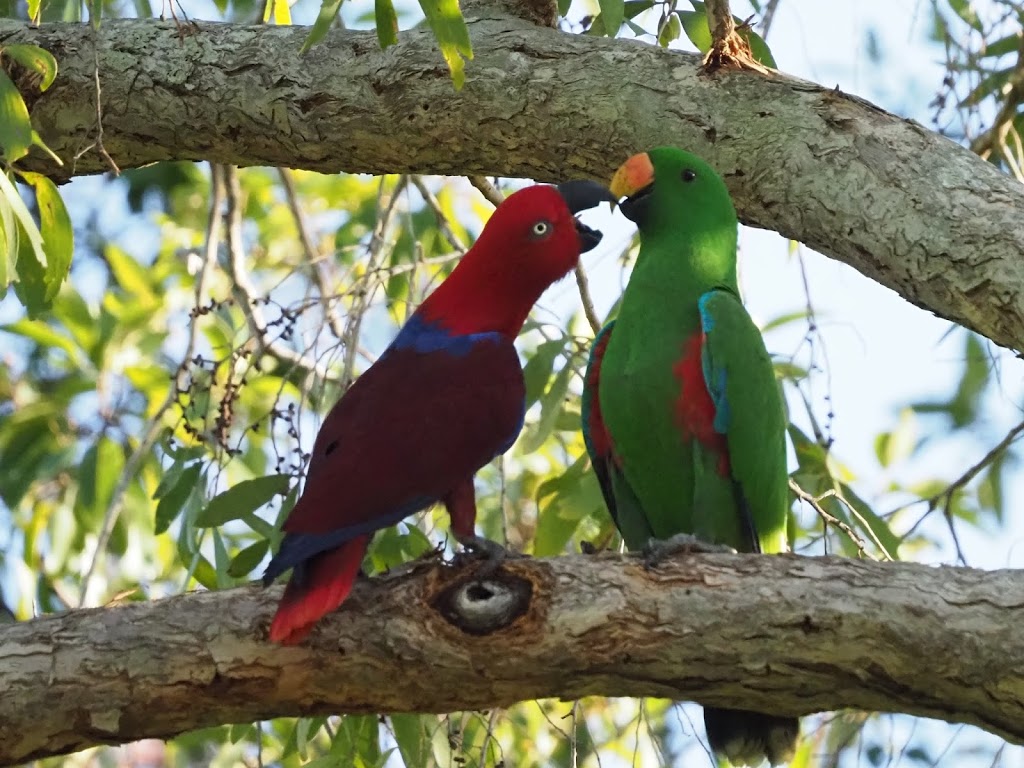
[532, 221, 551, 237]
[681, 169, 697, 182]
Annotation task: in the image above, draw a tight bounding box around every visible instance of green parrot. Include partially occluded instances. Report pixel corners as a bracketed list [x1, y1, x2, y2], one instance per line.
[581, 147, 799, 766]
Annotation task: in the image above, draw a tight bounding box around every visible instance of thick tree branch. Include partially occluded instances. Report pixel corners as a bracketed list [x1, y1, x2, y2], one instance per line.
[2, 553, 1023, 764]
[1, 18, 1022, 351]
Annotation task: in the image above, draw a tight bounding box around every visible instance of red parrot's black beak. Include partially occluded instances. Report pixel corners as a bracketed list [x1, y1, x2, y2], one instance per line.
[556, 179, 617, 253]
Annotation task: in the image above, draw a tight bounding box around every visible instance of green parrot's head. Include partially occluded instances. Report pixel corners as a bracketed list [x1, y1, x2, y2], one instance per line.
[609, 147, 737, 234]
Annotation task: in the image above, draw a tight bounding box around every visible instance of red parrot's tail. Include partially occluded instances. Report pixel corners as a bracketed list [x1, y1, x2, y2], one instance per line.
[268, 534, 370, 645]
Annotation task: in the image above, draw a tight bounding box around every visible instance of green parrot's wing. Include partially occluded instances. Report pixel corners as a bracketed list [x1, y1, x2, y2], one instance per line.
[699, 289, 789, 554]
[582, 322, 654, 549]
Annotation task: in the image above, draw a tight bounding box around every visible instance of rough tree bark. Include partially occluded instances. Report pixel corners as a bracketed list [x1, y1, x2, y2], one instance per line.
[1, 552, 1023, 765]
[0, 16, 1022, 352]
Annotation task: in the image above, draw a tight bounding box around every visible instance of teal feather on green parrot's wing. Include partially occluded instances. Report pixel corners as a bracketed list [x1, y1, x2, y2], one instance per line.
[698, 290, 789, 555]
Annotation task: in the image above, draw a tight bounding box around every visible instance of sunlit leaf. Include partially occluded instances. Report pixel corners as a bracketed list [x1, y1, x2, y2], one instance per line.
[0, 70, 31, 162]
[3, 44, 58, 91]
[263, 0, 292, 23]
[520, 362, 572, 453]
[17, 171, 73, 300]
[522, 338, 565, 407]
[196, 474, 290, 527]
[658, 12, 682, 46]
[155, 463, 203, 534]
[418, 0, 473, 89]
[300, 0, 345, 53]
[73, 437, 125, 529]
[227, 538, 270, 577]
[375, 0, 399, 48]
[597, 0, 623, 36]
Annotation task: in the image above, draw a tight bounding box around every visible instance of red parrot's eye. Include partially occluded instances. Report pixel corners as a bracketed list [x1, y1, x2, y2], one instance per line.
[531, 221, 551, 238]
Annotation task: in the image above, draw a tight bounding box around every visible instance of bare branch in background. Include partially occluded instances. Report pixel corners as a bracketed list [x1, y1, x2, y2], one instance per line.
[223, 165, 341, 385]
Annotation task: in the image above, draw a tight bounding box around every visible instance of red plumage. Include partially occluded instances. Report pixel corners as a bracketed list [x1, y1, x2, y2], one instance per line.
[264, 185, 593, 644]
[672, 332, 730, 475]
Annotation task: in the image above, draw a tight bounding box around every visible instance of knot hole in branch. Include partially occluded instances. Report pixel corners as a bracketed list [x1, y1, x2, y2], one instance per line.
[432, 569, 533, 635]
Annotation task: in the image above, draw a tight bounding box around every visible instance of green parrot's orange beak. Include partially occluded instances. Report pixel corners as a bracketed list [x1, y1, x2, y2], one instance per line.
[609, 152, 655, 201]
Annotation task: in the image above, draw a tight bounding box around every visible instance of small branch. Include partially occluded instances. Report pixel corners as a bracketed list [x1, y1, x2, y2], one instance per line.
[222, 165, 341, 384]
[277, 167, 347, 340]
[701, 0, 771, 74]
[338, 176, 407, 390]
[574, 264, 602, 336]
[469, 176, 505, 208]
[6, 553, 1024, 764]
[411, 175, 467, 253]
[789, 478, 877, 560]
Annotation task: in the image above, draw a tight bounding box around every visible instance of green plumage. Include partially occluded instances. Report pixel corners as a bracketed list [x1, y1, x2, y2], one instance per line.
[581, 147, 797, 767]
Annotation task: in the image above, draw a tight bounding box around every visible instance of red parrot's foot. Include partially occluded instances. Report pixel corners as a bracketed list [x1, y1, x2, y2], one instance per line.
[453, 534, 524, 578]
[642, 533, 736, 569]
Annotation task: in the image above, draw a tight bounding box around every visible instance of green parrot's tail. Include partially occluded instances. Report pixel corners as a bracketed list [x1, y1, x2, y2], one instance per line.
[704, 708, 799, 767]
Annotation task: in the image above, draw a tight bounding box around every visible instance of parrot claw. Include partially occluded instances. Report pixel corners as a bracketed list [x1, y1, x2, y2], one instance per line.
[453, 534, 523, 578]
[642, 533, 737, 569]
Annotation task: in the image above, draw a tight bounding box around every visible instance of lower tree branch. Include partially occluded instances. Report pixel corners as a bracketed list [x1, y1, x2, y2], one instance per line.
[2, 553, 1023, 764]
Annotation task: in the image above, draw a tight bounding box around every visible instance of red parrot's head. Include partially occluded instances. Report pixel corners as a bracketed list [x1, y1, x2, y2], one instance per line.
[418, 181, 614, 338]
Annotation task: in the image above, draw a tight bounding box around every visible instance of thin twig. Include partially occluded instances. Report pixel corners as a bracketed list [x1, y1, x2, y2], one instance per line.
[789, 478, 877, 561]
[73, 38, 120, 174]
[574, 264, 602, 336]
[411, 176, 467, 253]
[223, 166, 341, 384]
[77, 163, 224, 607]
[277, 168, 347, 340]
[339, 176, 407, 390]
[468, 175, 504, 207]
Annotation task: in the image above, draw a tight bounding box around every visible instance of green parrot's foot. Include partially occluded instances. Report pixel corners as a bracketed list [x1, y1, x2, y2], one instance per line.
[580, 541, 599, 555]
[642, 533, 737, 569]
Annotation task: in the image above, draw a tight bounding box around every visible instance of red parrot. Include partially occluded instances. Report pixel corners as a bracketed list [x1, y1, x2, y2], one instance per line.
[263, 181, 615, 644]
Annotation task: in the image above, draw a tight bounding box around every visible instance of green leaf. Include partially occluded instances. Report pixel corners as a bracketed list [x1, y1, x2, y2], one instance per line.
[519, 362, 572, 453]
[300, 0, 345, 54]
[623, 0, 655, 19]
[263, 0, 292, 23]
[375, 0, 399, 47]
[534, 454, 605, 555]
[18, 171, 72, 300]
[522, 338, 564, 408]
[947, 0, 982, 31]
[658, 12, 681, 47]
[0, 69, 32, 163]
[556, 0, 570, 17]
[0, 185, 15, 296]
[873, 409, 917, 468]
[227, 539, 271, 578]
[27, 0, 41, 23]
[0, 169, 45, 263]
[418, 0, 473, 89]
[2, 45, 58, 91]
[155, 463, 203, 535]
[73, 437, 125, 529]
[1, 318, 80, 361]
[597, 0, 623, 36]
[391, 714, 433, 767]
[196, 474, 290, 527]
[838, 482, 900, 560]
[104, 244, 158, 307]
[980, 32, 1023, 59]
[678, 9, 712, 52]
